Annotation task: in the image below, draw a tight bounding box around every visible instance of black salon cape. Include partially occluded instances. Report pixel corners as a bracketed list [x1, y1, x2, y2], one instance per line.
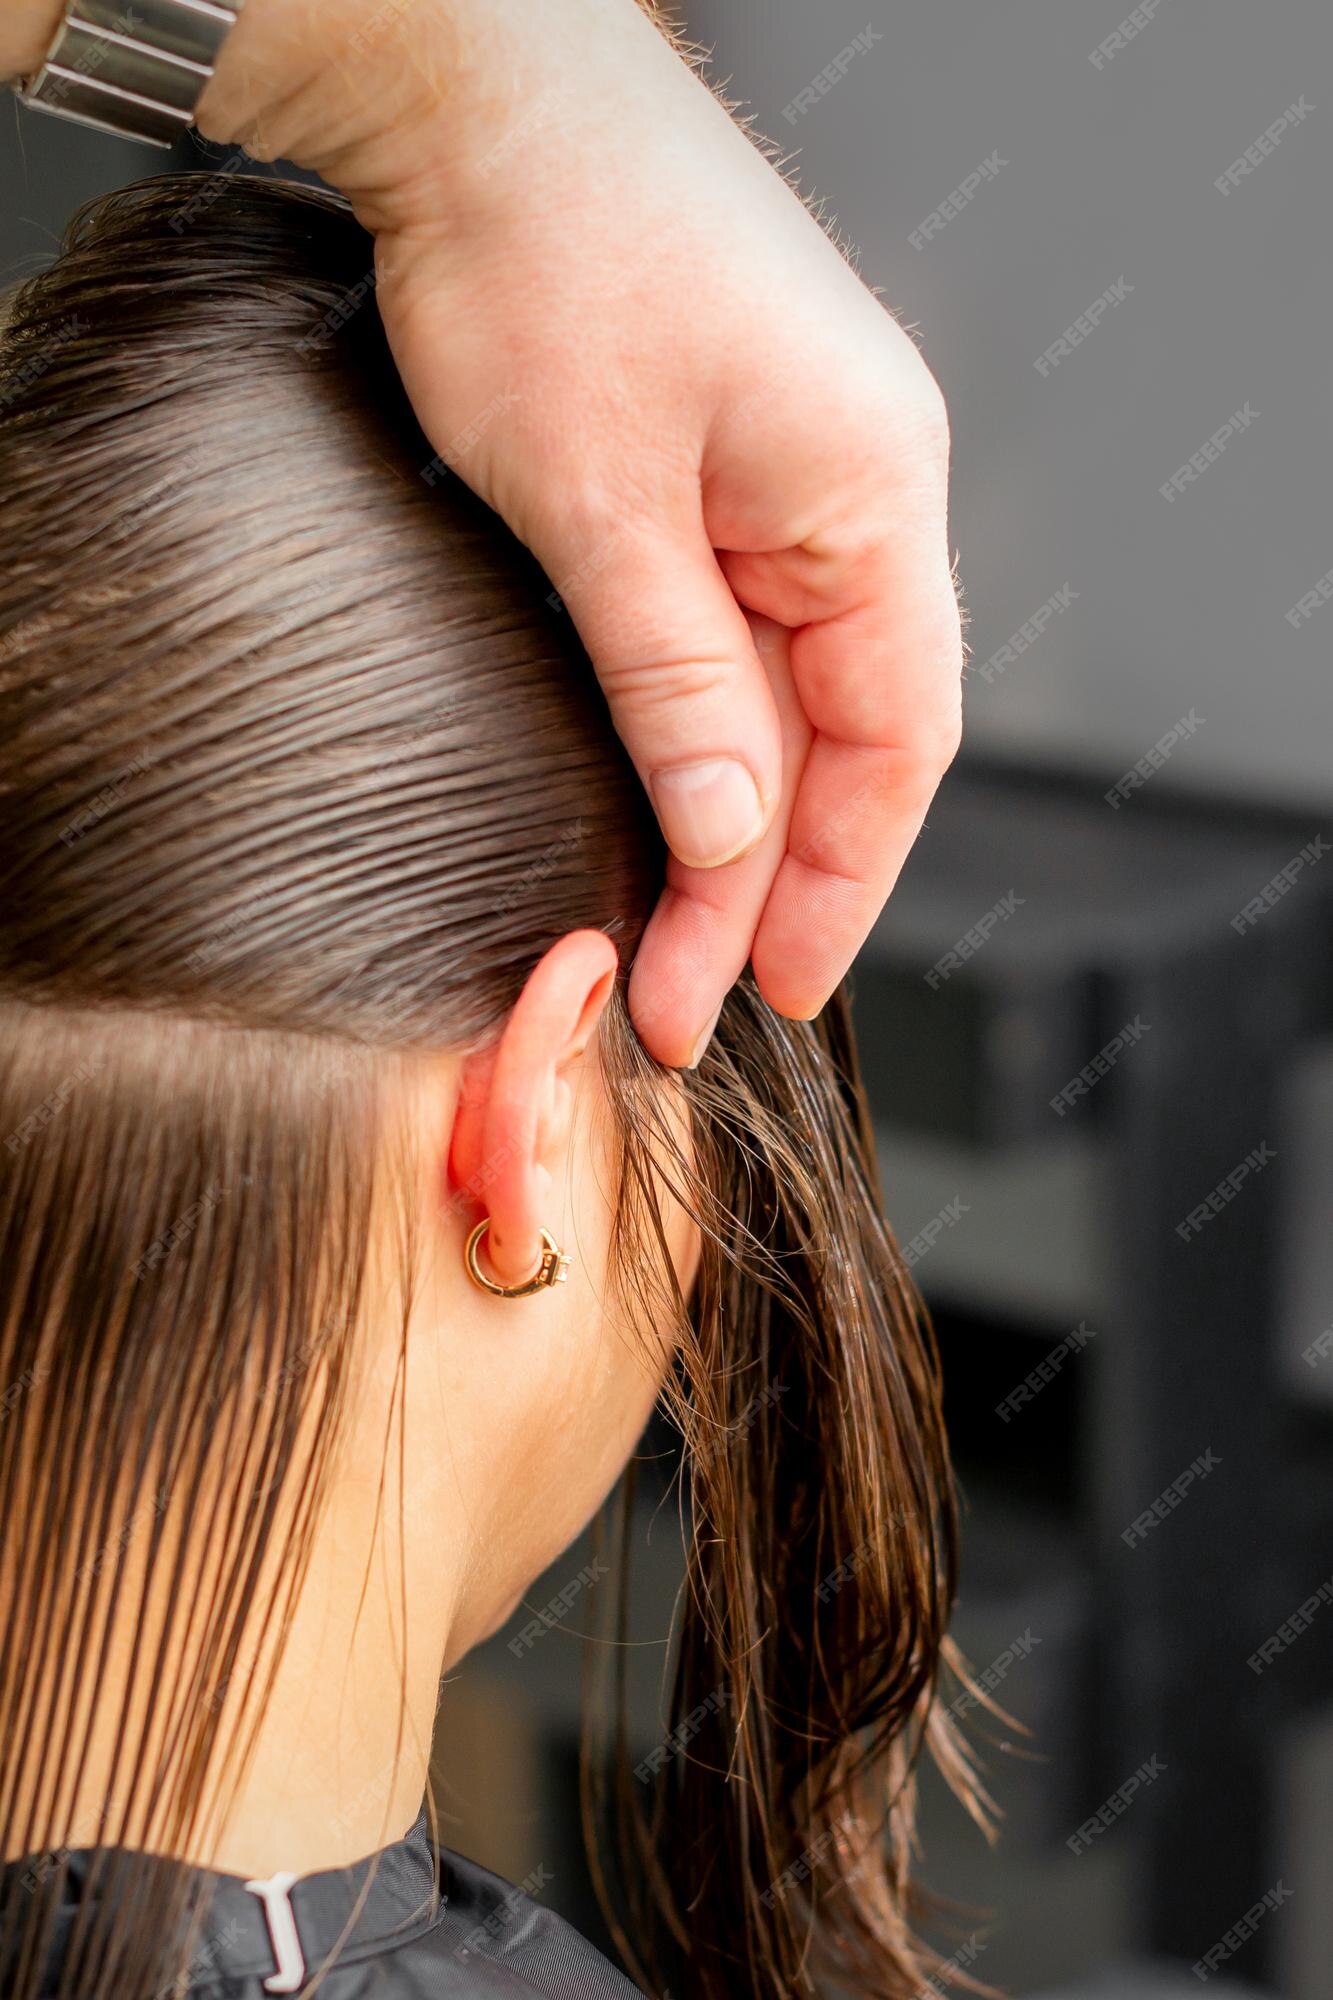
[6, 1808, 648, 1997]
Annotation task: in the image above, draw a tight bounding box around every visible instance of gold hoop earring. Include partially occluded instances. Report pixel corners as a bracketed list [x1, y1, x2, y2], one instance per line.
[463, 1218, 570, 1298]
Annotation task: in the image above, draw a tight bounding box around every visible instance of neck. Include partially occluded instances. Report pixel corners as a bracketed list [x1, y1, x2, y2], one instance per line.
[20, 1289, 470, 1881]
[199, 1452, 455, 1879]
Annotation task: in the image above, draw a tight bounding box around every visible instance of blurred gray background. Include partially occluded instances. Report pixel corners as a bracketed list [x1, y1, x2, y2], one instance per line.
[3, 2, 1331, 1995]
[690, 0, 1333, 812]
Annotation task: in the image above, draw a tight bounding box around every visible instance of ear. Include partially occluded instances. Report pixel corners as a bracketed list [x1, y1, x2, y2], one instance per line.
[448, 930, 620, 1287]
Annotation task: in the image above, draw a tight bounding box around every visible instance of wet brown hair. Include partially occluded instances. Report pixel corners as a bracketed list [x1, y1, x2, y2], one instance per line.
[0, 176, 982, 2000]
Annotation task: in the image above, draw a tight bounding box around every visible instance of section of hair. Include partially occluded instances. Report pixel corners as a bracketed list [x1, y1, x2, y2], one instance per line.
[0, 180, 652, 1045]
[0, 176, 981, 2000]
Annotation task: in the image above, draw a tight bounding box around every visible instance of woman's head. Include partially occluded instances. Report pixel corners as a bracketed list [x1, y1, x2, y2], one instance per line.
[0, 177, 976, 1999]
[0, 164, 696, 1669]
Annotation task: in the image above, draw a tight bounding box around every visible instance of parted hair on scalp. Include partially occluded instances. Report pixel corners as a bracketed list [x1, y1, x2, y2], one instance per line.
[0, 174, 988, 2000]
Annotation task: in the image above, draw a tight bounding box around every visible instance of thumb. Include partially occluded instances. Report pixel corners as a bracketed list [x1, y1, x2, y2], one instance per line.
[534, 516, 783, 870]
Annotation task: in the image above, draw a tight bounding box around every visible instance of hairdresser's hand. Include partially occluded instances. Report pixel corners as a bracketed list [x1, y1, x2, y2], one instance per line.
[196, 0, 962, 1066]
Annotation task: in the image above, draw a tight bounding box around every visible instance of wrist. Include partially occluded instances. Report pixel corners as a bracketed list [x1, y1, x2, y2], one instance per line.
[0, 0, 66, 85]
[197, 0, 689, 232]
[198, 0, 492, 206]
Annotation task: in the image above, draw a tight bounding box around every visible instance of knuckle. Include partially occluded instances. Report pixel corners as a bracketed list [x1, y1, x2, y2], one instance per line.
[901, 695, 963, 780]
[896, 375, 952, 467]
[543, 456, 694, 552]
[596, 652, 737, 718]
[935, 700, 965, 768]
[540, 488, 629, 570]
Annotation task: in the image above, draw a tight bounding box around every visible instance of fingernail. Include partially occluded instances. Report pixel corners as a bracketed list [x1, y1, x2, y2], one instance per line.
[685, 1003, 723, 1070]
[650, 759, 765, 869]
